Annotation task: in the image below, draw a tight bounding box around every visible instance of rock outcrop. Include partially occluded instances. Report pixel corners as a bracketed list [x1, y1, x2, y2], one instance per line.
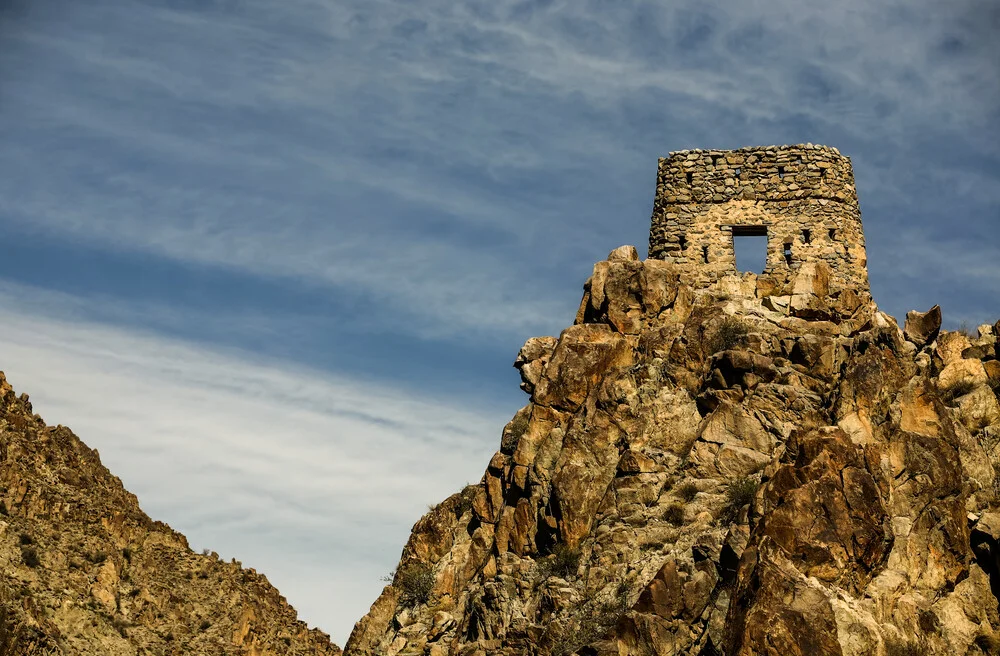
[345, 245, 1000, 655]
[904, 305, 943, 346]
[0, 372, 342, 655]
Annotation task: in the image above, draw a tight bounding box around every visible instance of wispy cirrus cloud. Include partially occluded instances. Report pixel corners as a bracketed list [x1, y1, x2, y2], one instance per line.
[4, 2, 997, 334]
[0, 283, 511, 644]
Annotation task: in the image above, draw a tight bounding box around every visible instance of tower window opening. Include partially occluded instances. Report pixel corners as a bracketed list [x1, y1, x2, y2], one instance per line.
[678, 234, 687, 252]
[711, 155, 719, 166]
[733, 235, 768, 274]
[802, 229, 811, 243]
[783, 243, 793, 265]
[733, 167, 741, 178]
[778, 166, 785, 178]
[828, 228, 836, 239]
[686, 172, 693, 184]
[730, 225, 769, 274]
[702, 245, 709, 263]
[796, 155, 803, 164]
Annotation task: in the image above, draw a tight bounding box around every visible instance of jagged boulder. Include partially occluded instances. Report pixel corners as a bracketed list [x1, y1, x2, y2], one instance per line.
[904, 305, 942, 346]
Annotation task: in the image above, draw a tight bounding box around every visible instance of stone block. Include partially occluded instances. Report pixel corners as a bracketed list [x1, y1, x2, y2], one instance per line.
[903, 305, 941, 346]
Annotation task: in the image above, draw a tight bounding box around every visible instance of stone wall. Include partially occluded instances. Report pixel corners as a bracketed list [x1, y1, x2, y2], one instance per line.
[647, 144, 870, 296]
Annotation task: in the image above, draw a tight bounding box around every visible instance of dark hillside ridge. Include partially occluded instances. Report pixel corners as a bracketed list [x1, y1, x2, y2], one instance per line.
[0, 372, 342, 656]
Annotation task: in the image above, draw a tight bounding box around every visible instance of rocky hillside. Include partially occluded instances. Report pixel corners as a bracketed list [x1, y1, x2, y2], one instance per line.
[0, 372, 341, 655]
[346, 246, 1000, 655]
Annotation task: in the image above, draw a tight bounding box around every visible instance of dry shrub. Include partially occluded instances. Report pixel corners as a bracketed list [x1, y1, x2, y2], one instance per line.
[453, 484, 476, 517]
[540, 544, 582, 580]
[939, 378, 977, 406]
[676, 481, 699, 503]
[501, 409, 530, 454]
[720, 476, 758, 524]
[708, 317, 750, 354]
[663, 504, 686, 526]
[550, 581, 630, 656]
[20, 548, 39, 569]
[884, 637, 925, 656]
[396, 562, 435, 606]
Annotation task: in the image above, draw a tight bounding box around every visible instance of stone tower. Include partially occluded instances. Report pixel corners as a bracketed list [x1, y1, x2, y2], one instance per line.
[647, 144, 869, 296]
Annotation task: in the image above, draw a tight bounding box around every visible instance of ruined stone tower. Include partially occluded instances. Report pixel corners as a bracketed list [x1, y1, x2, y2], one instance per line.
[648, 144, 869, 296]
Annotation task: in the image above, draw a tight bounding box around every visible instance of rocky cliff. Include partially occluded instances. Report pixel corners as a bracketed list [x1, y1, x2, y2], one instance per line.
[0, 372, 342, 655]
[345, 245, 1000, 655]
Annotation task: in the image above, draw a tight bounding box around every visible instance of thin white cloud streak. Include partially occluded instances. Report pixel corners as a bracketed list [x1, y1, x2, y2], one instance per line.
[0, 285, 512, 644]
[2, 0, 996, 339]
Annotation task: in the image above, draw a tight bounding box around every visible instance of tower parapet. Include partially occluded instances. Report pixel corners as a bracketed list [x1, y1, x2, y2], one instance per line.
[647, 144, 869, 296]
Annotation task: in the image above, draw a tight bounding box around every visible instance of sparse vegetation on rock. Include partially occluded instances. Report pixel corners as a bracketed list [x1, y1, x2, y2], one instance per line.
[393, 562, 436, 606]
[539, 544, 582, 580]
[663, 503, 686, 526]
[675, 481, 699, 503]
[720, 476, 758, 524]
[708, 316, 750, 354]
[19, 547, 39, 569]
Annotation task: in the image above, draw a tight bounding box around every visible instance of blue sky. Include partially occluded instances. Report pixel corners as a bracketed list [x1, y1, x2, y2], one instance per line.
[1, 0, 998, 644]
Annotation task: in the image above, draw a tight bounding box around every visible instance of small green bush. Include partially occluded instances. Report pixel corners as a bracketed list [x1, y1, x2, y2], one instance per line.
[549, 581, 631, 656]
[199, 620, 211, 631]
[676, 481, 699, 503]
[720, 476, 759, 524]
[18, 533, 33, 546]
[396, 562, 436, 606]
[501, 410, 530, 454]
[708, 317, 750, 354]
[454, 484, 476, 517]
[663, 503, 686, 526]
[540, 544, 582, 580]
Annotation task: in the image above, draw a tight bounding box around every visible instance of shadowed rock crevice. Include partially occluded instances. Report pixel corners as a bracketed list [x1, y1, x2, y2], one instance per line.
[971, 518, 1000, 609]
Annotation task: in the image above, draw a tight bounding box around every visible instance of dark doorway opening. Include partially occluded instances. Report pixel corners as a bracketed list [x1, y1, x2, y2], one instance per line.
[730, 225, 769, 273]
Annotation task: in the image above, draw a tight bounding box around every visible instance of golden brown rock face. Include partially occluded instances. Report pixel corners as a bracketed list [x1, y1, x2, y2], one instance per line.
[345, 243, 1000, 655]
[0, 373, 341, 656]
